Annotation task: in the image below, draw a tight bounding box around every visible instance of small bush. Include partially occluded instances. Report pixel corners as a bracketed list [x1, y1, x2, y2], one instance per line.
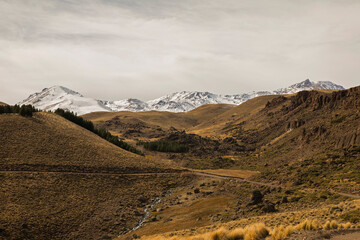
[244, 223, 269, 240]
[227, 228, 245, 240]
[210, 227, 227, 240]
[330, 220, 338, 229]
[340, 209, 360, 223]
[343, 222, 352, 229]
[323, 221, 331, 230]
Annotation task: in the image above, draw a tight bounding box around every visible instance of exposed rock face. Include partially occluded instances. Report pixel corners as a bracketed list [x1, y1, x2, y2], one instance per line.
[287, 119, 305, 130]
[265, 96, 287, 108]
[336, 128, 360, 148]
[265, 86, 360, 112]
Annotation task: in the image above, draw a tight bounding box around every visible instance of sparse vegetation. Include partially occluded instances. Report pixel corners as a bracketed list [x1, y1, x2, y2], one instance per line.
[2, 88, 360, 240]
[137, 140, 189, 153]
[55, 108, 144, 156]
[136, 218, 359, 240]
[340, 209, 360, 223]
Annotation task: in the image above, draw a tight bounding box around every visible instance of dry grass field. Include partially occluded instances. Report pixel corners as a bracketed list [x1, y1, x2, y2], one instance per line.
[0, 112, 197, 239]
[133, 199, 360, 240]
[192, 169, 259, 179]
[0, 172, 195, 240]
[189, 95, 279, 137]
[0, 112, 175, 173]
[82, 104, 235, 140]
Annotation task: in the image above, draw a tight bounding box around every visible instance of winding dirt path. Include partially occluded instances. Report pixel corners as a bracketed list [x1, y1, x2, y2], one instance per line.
[189, 170, 280, 188]
[2, 169, 359, 199]
[0, 170, 182, 176]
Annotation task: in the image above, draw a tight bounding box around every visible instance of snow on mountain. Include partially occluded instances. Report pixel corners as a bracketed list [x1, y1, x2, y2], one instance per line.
[274, 79, 345, 94]
[146, 91, 241, 112]
[18, 79, 345, 115]
[100, 98, 150, 112]
[19, 86, 111, 115]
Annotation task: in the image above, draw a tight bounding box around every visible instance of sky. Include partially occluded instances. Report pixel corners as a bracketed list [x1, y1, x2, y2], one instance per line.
[1, 0, 360, 104]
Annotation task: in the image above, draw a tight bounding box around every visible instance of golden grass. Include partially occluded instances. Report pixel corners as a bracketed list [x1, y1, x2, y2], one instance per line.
[136, 200, 360, 240]
[139, 219, 359, 240]
[189, 95, 278, 137]
[118, 195, 235, 239]
[82, 104, 235, 132]
[138, 223, 270, 240]
[0, 112, 175, 173]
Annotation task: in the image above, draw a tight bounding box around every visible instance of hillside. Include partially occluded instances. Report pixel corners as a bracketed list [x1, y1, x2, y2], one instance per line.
[82, 104, 235, 140]
[82, 87, 360, 173]
[189, 95, 280, 137]
[0, 112, 197, 240]
[110, 87, 360, 240]
[0, 101, 7, 106]
[0, 112, 174, 173]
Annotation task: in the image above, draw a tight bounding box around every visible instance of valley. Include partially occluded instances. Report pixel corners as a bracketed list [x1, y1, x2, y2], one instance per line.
[1, 84, 359, 240]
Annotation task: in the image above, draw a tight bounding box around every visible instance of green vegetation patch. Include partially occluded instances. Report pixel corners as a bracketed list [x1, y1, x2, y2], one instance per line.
[0, 104, 39, 117]
[137, 140, 189, 153]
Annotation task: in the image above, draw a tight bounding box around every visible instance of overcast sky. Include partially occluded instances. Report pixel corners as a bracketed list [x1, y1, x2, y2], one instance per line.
[1, 0, 359, 104]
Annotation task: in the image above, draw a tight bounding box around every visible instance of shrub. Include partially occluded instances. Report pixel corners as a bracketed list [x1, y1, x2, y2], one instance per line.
[343, 222, 352, 229]
[227, 228, 245, 240]
[295, 219, 321, 231]
[340, 209, 360, 223]
[210, 227, 227, 240]
[244, 223, 269, 240]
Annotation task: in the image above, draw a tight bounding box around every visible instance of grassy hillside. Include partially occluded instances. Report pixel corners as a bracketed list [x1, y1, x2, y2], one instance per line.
[82, 104, 235, 140]
[189, 95, 279, 137]
[0, 112, 196, 240]
[0, 112, 174, 173]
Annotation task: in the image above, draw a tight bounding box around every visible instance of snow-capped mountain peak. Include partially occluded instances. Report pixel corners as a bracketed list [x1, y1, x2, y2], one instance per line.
[19, 85, 110, 115]
[274, 79, 345, 94]
[18, 79, 345, 115]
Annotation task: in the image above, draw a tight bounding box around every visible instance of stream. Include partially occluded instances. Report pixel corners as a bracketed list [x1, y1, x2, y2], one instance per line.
[119, 189, 173, 236]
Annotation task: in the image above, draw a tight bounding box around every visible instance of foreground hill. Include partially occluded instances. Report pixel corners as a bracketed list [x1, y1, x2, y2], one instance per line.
[0, 112, 196, 240]
[0, 112, 174, 173]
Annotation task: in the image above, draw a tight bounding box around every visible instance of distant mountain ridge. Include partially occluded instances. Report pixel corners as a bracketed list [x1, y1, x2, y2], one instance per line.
[19, 79, 345, 115]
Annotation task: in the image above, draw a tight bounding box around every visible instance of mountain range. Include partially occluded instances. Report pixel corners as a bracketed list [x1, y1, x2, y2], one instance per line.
[19, 79, 345, 115]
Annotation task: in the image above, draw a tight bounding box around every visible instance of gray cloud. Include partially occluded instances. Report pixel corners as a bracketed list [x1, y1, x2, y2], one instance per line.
[0, 0, 359, 104]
